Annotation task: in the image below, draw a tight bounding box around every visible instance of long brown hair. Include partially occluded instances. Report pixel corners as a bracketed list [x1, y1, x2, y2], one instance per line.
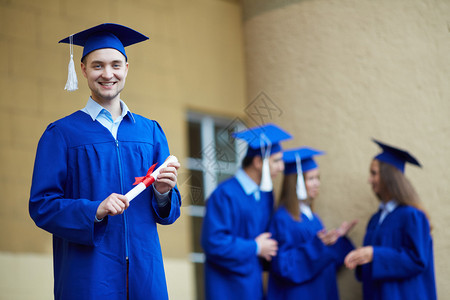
[278, 174, 301, 221]
[378, 160, 432, 226]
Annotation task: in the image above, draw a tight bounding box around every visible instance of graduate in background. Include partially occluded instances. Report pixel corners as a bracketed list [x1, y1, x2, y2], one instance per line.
[29, 24, 181, 300]
[201, 123, 291, 300]
[267, 147, 356, 300]
[344, 139, 437, 300]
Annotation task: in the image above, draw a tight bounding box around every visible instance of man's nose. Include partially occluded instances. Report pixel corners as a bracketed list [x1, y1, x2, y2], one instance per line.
[102, 66, 113, 79]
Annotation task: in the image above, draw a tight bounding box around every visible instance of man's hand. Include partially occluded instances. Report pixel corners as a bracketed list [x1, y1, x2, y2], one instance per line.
[96, 193, 129, 220]
[153, 161, 180, 194]
[344, 246, 374, 270]
[255, 232, 278, 261]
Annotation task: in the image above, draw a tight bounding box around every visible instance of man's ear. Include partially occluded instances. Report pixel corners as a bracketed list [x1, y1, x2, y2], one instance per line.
[80, 62, 87, 78]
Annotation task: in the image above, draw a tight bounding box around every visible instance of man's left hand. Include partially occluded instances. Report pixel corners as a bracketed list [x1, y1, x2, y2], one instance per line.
[153, 161, 180, 194]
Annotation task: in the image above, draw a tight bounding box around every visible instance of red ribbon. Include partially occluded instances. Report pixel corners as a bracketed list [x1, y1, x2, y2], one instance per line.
[133, 163, 157, 187]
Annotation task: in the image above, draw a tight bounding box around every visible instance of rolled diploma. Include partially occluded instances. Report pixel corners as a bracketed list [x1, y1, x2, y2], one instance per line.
[125, 183, 147, 202]
[125, 155, 178, 202]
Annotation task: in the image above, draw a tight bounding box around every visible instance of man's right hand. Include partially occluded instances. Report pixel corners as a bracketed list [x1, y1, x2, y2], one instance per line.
[96, 193, 130, 220]
[255, 232, 278, 261]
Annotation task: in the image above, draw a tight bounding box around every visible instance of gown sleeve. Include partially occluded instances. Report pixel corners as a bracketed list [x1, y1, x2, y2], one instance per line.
[149, 121, 181, 225]
[29, 124, 106, 246]
[201, 187, 258, 276]
[269, 213, 342, 284]
[329, 236, 355, 267]
[371, 209, 432, 280]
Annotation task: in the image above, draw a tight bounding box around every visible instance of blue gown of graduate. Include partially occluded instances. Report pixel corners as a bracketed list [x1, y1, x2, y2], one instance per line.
[267, 206, 354, 300]
[29, 110, 181, 300]
[357, 205, 437, 300]
[201, 176, 274, 300]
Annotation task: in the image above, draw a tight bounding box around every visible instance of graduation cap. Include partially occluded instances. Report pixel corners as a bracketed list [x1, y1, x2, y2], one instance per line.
[233, 123, 292, 192]
[373, 139, 421, 173]
[59, 23, 149, 91]
[232, 123, 292, 157]
[283, 147, 325, 200]
[283, 147, 325, 175]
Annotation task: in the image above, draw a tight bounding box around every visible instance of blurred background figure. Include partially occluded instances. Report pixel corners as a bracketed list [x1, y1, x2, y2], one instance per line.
[201, 124, 291, 300]
[344, 139, 437, 300]
[267, 147, 356, 300]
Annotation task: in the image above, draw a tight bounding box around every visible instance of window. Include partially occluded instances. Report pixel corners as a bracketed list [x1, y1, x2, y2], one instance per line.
[185, 111, 246, 300]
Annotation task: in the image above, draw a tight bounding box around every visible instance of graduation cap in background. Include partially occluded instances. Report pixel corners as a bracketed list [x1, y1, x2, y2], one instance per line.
[233, 123, 292, 192]
[373, 139, 421, 173]
[58, 23, 149, 92]
[283, 147, 325, 200]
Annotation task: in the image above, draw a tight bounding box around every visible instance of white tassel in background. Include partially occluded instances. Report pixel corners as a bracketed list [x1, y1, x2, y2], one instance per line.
[260, 157, 273, 192]
[295, 153, 308, 200]
[259, 134, 273, 192]
[64, 35, 78, 92]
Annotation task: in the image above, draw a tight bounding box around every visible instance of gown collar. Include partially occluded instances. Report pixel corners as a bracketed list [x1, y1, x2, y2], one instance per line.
[235, 168, 261, 201]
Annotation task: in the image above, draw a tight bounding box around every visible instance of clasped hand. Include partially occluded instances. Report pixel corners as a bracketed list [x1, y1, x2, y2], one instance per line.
[255, 232, 278, 261]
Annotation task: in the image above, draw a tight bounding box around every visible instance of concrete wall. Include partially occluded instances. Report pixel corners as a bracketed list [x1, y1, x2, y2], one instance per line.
[0, 0, 246, 299]
[242, 0, 450, 299]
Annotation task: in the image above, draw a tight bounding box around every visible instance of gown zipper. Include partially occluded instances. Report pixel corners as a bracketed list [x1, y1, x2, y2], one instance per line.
[115, 139, 130, 298]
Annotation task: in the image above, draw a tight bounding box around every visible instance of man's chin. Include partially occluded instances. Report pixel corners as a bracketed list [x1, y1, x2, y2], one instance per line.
[93, 92, 120, 102]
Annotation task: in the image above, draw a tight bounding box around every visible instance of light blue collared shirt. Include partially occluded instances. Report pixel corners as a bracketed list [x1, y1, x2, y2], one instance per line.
[235, 168, 261, 201]
[81, 98, 169, 217]
[81, 97, 135, 139]
[378, 200, 398, 224]
[300, 202, 314, 221]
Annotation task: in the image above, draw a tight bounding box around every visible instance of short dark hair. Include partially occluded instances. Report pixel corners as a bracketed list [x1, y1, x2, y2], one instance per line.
[242, 156, 255, 168]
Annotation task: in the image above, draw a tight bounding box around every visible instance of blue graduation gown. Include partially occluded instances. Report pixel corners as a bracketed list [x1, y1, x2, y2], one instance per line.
[357, 205, 437, 300]
[267, 207, 354, 300]
[29, 110, 181, 300]
[201, 177, 274, 300]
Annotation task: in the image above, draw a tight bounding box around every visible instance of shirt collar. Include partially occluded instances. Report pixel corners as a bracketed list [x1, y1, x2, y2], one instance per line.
[300, 202, 314, 220]
[379, 199, 398, 213]
[83, 97, 135, 123]
[235, 168, 259, 196]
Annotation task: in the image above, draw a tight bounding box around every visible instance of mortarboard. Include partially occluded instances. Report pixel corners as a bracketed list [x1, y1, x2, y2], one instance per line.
[283, 147, 325, 175]
[283, 147, 325, 200]
[233, 123, 292, 192]
[232, 123, 292, 158]
[372, 139, 421, 173]
[58, 23, 149, 91]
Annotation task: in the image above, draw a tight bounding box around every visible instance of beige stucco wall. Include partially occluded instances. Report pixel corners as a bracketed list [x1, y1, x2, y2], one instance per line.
[0, 0, 246, 299]
[242, 0, 450, 299]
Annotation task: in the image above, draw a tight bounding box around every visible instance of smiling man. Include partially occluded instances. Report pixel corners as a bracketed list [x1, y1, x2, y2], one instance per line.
[29, 23, 181, 300]
[82, 48, 129, 111]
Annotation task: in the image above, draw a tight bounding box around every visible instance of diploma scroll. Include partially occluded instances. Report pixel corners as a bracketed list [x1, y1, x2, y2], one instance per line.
[125, 155, 178, 202]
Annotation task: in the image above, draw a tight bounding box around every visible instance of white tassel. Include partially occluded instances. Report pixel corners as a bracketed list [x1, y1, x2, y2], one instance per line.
[64, 35, 78, 92]
[295, 153, 308, 200]
[259, 134, 273, 192]
[260, 157, 273, 192]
